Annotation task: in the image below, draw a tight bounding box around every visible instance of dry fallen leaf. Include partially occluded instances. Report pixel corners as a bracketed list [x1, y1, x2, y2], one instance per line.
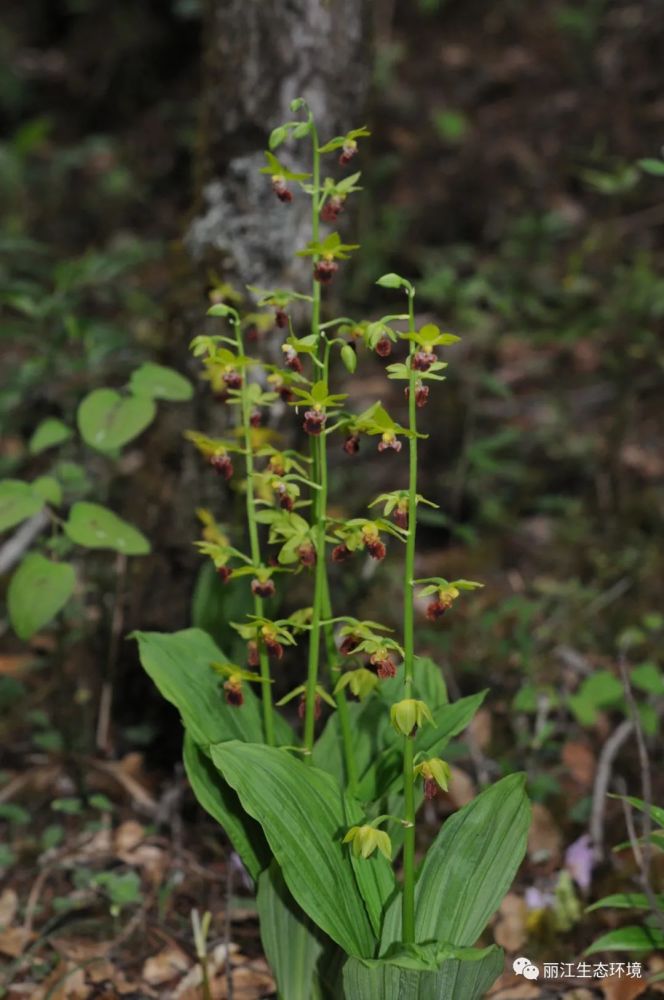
[445, 766, 476, 807]
[489, 976, 541, 999]
[494, 892, 528, 951]
[0, 888, 18, 929]
[562, 741, 596, 788]
[600, 974, 648, 1000]
[143, 943, 191, 985]
[469, 707, 492, 750]
[114, 819, 145, 854]
[0, 927, 33, 958]
[32, 961, 87, 1000]
[528, 803, 563, 866]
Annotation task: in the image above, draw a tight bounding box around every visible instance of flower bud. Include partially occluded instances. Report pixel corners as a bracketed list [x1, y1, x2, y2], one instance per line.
[332, 543, 351, 563]
[250, 410, 262, 428]
[217, 565, 233, 583]
[390, 698, 434, 737]
[261, 626, 284, 660]
[339, 633, 361, 656]
[375, 335, 392, 358]
[343, 824, 392, 861]
[405, 381, 430, 408]
[275, 307, 289, 328]
[414, 757, 451, 799]
[425, 585, 460, 621]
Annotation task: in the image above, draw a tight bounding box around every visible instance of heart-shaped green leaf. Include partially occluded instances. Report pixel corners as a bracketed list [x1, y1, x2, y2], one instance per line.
[32, 476, 62, 507]
[128, 363, 193, 402]
[8, 554, 76, 639]
[29, 418, 72, 455]
[77, 388, 156, 452]
[0, 480, 44, 532]
[64, 502, 150, 554]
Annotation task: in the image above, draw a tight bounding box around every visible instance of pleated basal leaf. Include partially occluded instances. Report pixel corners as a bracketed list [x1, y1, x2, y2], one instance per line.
[381, 773, 530, 950]
[211, 741, 388, 958]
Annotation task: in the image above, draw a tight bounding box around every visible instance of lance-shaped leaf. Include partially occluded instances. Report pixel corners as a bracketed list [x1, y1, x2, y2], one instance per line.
[183, 732, 268, 880]
[8, 554, 75, 639]
[381, 773, 530, 950]
[133, 628, 293, 747]
[257, 861, 330, 1000]
[211, 741, 395, 958]
[343, 942, 503, 1000]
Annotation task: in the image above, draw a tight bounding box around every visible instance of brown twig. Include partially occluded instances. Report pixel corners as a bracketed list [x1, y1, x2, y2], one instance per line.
[95, 552, 127, 753]
[590, 717, 633, 862]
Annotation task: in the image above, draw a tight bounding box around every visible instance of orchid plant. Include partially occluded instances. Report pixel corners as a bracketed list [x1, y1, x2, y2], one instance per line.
[134, 99, 531, 999]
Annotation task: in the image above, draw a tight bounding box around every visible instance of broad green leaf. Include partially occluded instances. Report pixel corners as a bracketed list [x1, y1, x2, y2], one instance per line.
[183, 732, 268, 880]
[128, 363, 193, 402]
[0, 480, 44, 532]
[32, 476, 62, 506]
[343, 942, 503, 1000]
[134, 629, 263, 745]
[257, 861, 328, 1000]
[29, 418, 72, 454]
[64, 502, 150, 555]
[585, 925, 664, 954]
[211, 741, 393, 958]
[639, 158, 664, 176]
[8, 554, 75, 639]
[631, 661, 664, 696]
[77, 388, 156, 452]
[569, 671, 623, 725]
[381, 774, 530, 949]
[587, 892, 661, 912]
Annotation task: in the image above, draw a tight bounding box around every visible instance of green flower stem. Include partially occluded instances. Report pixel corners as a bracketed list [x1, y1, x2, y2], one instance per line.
[322, 575, 359, 795]
[402, 288, 418, 943]
[235, 320, 275, 747]
[303, 122, 323, 755]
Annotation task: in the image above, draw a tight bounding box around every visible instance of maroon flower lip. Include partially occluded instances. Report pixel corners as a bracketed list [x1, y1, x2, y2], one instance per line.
[313, 259, 339, 284]
[251, 578, 275, 598]
[303, 409, 327, 435]
[210, 453, 233, 479]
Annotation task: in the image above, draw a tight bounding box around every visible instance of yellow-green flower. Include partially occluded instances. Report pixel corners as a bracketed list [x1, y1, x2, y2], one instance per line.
[343, 824, 392, 861]
[390, 698, 434, 737]
[414, 757, 451, 799]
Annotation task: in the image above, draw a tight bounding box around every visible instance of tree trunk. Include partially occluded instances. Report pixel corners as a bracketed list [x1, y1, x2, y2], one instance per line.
[186, 0, 371, 289]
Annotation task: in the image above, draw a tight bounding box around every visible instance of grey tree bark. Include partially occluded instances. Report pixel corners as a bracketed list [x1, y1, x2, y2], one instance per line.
[186, 0, 371, 290]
